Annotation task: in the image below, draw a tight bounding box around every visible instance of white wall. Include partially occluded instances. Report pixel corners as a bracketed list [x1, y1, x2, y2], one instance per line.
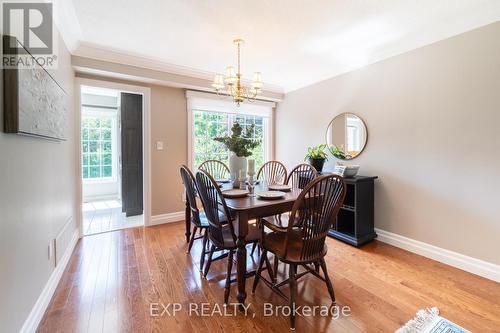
[83, 180, 119, 201]
[0, 31, 77, 332]
[276, 21, 500, 265]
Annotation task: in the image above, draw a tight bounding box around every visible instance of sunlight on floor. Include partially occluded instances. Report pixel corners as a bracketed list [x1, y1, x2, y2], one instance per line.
[82, 199, 143, 235]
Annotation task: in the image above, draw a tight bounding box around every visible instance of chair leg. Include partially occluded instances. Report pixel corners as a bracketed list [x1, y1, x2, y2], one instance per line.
[199, 229, 209, 272]
[252, 249, 267, 293]
[273, 255, 279, 283]
[186, 226, 197, 254]
[263, 252, 275, 283]
[319, 258, 335, 303]
[224, 250, 234, 304]
[250, 242, 259, 256]
[203, 244, 216, 278]
[289, 264, 297, 330]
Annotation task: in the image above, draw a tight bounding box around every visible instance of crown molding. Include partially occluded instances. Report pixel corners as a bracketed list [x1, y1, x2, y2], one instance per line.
[73, 42, 285, 95]
[72, 54, 284, 102]
[75, 42, 216, 80]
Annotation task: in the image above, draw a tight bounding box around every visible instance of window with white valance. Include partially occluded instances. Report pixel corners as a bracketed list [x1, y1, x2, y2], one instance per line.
[186, 91, 275, 171]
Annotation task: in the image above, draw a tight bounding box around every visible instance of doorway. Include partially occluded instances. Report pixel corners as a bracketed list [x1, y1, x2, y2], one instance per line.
[77, 80, 151, 236]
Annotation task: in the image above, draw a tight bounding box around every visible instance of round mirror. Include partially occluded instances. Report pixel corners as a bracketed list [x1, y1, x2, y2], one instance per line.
[326, 113, 367, 160]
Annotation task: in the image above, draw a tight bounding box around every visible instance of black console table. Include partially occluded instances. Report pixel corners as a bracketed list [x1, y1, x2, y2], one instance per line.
[323, 174, 378, 247]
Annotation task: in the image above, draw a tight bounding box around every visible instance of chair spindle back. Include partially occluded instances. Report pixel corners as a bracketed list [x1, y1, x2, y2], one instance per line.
[257, 161, 287, 186]
[199, 160, 230, 180]
[179, 165, 201, 226]
[195, 170, 235, 247]
[286, 175, 346, 261]
[287, 163, 317, 189]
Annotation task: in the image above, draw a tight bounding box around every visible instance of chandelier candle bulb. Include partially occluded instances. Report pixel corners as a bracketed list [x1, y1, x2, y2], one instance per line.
[211, 74, 224, 90]
[211, 38, 264, 106]
[252, 72, 263, 90]
[225, 66, 237, 84]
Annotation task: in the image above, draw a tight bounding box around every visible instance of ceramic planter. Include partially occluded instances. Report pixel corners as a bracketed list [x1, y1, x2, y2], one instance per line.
[308, 158, 325, 172]
[229, 153, 247, 188]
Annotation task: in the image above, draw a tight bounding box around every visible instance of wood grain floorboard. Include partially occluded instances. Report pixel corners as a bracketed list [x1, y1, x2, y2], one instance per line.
[37, 221, 500, 333]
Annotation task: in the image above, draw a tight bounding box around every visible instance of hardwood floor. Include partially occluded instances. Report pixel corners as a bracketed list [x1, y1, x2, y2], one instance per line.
[37, 221, 500, 333]
[82, 200, 144, 236]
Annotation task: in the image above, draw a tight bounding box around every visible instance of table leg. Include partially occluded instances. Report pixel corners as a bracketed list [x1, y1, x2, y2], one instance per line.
[185, 194, 191, 243]
[236, 211, 249, 309]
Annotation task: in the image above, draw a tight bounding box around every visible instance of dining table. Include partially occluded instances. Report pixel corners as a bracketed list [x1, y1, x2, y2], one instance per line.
[184, 181, 302, 308]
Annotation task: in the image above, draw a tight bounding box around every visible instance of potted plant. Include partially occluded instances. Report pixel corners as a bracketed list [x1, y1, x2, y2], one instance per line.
[214, 122, 260, 186]
[304, 144, 328, 172]
[329, 145, 346, 159]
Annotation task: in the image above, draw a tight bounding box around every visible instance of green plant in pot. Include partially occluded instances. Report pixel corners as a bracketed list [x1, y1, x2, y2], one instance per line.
[304, 144, 328, 172]
[214, 122, 260, 186]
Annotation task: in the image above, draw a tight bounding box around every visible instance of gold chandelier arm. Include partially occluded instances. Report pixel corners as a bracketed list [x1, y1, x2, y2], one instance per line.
[246, 88, 258, 103]
[213, 38, 261, 106]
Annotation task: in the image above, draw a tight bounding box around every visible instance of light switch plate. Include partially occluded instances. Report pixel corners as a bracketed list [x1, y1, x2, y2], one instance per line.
[156, 141, 164, 151]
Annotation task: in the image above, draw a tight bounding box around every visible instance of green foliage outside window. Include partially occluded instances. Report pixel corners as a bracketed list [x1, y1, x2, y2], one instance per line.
[82, 115, 113, 179]
[193, 111, 265, 170]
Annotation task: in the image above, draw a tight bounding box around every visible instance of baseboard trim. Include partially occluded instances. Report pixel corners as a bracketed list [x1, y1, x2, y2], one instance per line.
[20, 229, 79, 333]
[83, 194, 119, 202]
[375, 228, 500, 283]
[150, 211, 184, 226]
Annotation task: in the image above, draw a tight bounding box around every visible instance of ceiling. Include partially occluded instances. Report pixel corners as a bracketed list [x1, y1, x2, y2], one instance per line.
[68, 0, 500, 92]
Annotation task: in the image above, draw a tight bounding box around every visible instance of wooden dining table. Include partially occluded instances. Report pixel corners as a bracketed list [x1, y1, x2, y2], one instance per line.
[185, 182, 302, 307]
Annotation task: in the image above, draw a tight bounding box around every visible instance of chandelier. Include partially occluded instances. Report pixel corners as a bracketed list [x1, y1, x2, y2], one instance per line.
[211, 38, 263, 106]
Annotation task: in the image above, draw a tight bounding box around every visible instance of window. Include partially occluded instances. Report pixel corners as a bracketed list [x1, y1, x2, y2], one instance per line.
[194, 111, 230, 166]
[81, 109, 117, 181]
[187, 91, 274, 171]
[235, 114, 265, 168]
[193, 111, 266, 169]
[346, 116, 363, 152]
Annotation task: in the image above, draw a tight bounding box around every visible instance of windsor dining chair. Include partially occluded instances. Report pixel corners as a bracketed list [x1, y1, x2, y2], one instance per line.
[252, 174, 346, 330]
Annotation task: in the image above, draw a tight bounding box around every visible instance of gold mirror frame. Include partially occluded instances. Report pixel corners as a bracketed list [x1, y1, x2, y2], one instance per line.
[325, 113, 368, 160]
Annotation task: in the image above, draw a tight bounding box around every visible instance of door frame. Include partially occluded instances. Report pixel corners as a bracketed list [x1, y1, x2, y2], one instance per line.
[75, 77, 152, 237]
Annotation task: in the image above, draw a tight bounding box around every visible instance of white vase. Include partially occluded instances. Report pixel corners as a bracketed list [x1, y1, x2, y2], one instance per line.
[229, 153, 247, 188]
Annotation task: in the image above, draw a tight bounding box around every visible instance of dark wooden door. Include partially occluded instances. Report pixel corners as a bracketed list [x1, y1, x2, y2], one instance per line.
[120, 93, 143, 217]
